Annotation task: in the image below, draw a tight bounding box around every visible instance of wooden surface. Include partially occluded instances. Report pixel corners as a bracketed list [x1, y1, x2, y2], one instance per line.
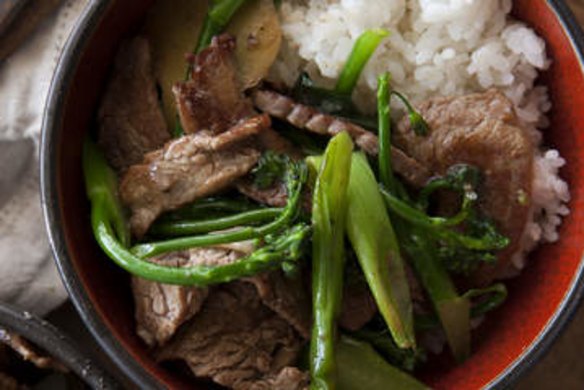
[516, 2, 584, 389]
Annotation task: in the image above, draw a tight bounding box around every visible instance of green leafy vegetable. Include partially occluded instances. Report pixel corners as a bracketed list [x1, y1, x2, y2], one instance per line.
[252, 151, 289, 189]
[345, 152, 415, 349]
[381, 163, 509, 272]
[308, 132, 354, 390]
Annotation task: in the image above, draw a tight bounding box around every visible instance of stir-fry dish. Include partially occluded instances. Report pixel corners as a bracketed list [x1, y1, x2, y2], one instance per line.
[84, 0, 569, 389]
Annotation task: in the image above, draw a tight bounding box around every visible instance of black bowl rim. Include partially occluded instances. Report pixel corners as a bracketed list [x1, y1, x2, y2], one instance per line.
[39, 1, 163, 388]
[0, 302, 119, 389]
[40, 1, 584, 389]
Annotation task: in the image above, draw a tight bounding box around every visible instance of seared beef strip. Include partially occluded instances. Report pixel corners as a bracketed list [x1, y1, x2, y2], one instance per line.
[133, 241, 257, 347]
[98, 37, 170, 172]
[132, 277, 209, 348]
[244, 271, 311, 339]
[120, 114, 270, 237]
[394, 89, 535, 284]
[174, 34, 255, 135]
[252, 89, 431, 187]
[248, 367, 309, 390]
[237, 180, 289, 207]
[339, 281, 378, 332]
[157, 282, 306, 390]
[133, 237, 310, 347]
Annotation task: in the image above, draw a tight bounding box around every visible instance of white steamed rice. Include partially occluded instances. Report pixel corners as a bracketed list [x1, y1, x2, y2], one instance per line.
[270, 0, 570, 272]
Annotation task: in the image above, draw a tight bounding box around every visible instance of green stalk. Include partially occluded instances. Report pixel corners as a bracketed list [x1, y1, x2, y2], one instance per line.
[83, 138, 310, 285]
[95, 206, 309, 285]
[149, 208, 282, 236]
[162, 198, 257, 221]
[377, 72, 395, 193]
[391, 91, 429, 136]
[381, 189, 507, 251]
[131, 162, 307, 258]
[337, 336, 429, 390]
[414, 283, 508, 331]
[381, 188, 474, 229]
[401, 232, 471, 362]
[335, 29, 390, 95]
[83, 139, 130, 247]
[464, 283, 508, 318]
[308, 132, 354, 390]
[195, 0, 247, 53]
[345, 152, 415, 349]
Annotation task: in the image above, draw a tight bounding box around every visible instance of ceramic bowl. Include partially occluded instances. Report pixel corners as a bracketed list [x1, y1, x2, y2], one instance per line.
[40, 1, 584, 388]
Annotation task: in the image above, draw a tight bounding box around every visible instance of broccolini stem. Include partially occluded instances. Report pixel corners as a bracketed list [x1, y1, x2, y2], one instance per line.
[131, 161, 308, 258]
[391, 91, 429, 136]
[96, 206, 309, 285]
[162, 198, 258, 221]
[380, 187, 474, 229]
[377, 73, 396, 194]
[401, 232, 471, 362]
[149, 208, 283, 236]
[309, 132, 354, 390]
[380, 188, 507, 251]
[84, 138, 310, 285]
[335, 29, 390, 95]
[195, 0, 247, 53]
[464, 283, 508, 318]
[414, 284, 508, 330]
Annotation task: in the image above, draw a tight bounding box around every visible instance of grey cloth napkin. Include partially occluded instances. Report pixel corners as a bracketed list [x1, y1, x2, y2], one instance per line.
[0, 0, 88, 315]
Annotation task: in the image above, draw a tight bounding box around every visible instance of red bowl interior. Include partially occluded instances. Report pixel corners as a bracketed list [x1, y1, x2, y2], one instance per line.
[45, 0, 584, 388]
